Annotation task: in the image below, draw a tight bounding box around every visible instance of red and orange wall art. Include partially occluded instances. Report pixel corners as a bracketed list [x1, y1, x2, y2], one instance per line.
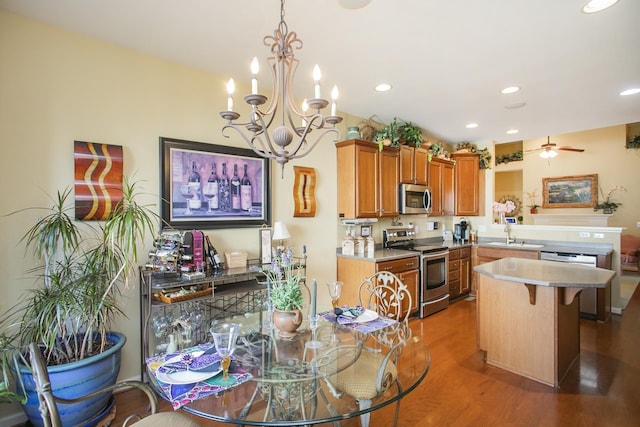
[74, 141, 123, 220]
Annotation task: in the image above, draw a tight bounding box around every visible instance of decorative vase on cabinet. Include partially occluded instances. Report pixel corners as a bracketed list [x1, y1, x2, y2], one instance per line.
[346, 126, 361, 140]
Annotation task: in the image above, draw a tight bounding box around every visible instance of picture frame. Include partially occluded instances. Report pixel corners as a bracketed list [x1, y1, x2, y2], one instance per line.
[259, 227, 272, 265]
[160, 137, 271, 229]
[542, 174, 598, 208]
[293, 166, 316, 217]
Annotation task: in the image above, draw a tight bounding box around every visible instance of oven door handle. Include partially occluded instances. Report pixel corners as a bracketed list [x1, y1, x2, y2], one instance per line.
[428, 294, 450, 304]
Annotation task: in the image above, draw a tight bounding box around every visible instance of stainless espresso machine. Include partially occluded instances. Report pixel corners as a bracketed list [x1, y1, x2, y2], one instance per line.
[454, 218, 470, 243]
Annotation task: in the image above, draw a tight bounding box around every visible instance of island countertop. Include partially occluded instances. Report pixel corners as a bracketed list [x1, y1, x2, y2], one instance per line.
[474, 257, 615, 288]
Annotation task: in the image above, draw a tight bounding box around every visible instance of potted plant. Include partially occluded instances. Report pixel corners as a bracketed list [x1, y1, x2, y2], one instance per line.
[263, 248, 305, 338]
[594, 185, 626, 213]
[374, 117, 401, 151]
[1, 178, 158, 426]
[525, 190, 540, 214]
[399, 122, 423, 147]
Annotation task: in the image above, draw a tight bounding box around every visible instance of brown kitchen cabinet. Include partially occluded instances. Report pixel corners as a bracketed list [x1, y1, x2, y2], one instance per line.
[337, 255, 419, 318]
[428, 158, 455, 216]
[448, 246, 471, 300]
[451, 152, 484, 216]
[336, 139, 399, 219]
[400, 145, 428, 185]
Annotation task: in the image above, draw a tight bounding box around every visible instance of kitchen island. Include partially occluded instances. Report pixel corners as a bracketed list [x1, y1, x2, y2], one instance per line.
[474, 258, 615, 387]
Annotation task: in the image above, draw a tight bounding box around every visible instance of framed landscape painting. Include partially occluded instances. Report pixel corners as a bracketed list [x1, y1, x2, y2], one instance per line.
[542, 174, 598, 208]
[160, 137, 271, 229]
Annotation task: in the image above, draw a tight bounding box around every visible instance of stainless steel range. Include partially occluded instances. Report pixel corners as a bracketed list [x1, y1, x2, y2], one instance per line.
[383, 228, 449, 318]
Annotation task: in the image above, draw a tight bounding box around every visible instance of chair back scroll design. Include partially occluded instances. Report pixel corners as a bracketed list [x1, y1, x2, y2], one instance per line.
[324, 271, 414, 427]
[358, 271, 412, 323]
[27, 342, 201, 427]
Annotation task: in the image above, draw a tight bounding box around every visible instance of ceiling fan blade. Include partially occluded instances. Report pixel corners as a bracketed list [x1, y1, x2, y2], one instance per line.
[557, 147, 585, 152]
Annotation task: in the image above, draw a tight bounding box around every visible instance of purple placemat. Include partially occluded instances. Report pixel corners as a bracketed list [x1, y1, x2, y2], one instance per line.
[319, 307, 397, 333]
[146, 343, 253, 410]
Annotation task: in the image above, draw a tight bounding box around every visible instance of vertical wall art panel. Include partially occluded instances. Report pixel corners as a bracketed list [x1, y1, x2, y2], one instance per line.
[74, 141, 123, 220]
[293, 166, 317, 217]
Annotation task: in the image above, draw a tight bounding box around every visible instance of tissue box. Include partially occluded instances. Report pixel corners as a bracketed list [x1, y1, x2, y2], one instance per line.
[224, 251, 248, 268]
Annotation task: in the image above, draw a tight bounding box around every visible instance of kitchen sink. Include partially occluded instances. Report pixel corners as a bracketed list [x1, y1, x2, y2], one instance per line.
[485, 242, 545, 248]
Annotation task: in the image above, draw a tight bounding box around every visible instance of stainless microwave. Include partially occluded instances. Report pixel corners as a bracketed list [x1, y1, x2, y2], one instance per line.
[399, 183, 432, 215]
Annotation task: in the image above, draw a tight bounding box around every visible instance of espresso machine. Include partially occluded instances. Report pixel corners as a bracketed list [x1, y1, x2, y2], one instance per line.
[454, 218, 470, 243]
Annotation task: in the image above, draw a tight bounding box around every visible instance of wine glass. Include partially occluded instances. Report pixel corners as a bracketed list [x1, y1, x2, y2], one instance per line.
[179, 184, 194, 215]
[327, 281, 343, 311]
[203, 182, 217, 213]
[305, 314, 323, 350]
[210, 322, 240, 383]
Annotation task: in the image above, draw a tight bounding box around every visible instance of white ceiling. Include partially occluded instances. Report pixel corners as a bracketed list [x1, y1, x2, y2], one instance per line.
[1, 0, 639, 144]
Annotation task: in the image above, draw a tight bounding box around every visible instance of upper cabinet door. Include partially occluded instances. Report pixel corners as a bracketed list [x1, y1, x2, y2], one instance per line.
[378, 147, 400, 217]
[452, 153, 482, 216]
[399, 145, 428, 186]
[336, 140, 399, 219]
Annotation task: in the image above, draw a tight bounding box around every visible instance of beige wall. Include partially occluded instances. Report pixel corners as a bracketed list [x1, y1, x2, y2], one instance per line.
[0, 11, 349, 386]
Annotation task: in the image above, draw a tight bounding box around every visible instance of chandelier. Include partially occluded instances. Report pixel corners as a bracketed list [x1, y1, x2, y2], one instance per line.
[220, 0, 343, 177]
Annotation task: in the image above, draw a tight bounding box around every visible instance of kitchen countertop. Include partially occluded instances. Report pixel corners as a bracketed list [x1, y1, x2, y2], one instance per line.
[336, 239, 612, 263]
[474, 257, 616, 288]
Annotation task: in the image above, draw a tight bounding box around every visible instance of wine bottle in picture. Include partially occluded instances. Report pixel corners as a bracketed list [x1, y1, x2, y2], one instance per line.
[231, 164, 241, 211]
[241, 163, 252, 211]
[218, 163, 231, 212]
[203, 163, 219, 213]
[187, 161, 202, 211]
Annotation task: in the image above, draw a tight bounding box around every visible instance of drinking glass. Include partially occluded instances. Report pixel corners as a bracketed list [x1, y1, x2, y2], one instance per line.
[179, 184, 195, 215]
[327, 281, 343, 310]
[305, 314, 323, 349]
[210, 322, 240, 383]
[203, 182, 217, 213]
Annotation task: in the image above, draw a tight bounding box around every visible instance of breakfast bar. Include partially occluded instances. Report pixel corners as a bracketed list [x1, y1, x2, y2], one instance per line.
[474, 258, 615, 388]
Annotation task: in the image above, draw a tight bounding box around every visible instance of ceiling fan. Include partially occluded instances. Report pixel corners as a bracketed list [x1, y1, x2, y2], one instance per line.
[525, 136, 585, 158]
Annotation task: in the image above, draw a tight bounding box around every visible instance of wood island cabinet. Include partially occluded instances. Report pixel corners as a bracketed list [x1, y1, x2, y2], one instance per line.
[451, 152, 484, 216]
[336, 139, 399, 219]
[449, 246, 471, 300]
[428, 158, 454, 216]
[337, 255, 419, 318]
[400, 145, 428, 185]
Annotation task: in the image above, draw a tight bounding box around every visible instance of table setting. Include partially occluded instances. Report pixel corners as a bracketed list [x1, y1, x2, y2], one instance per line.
[146, 323, 254, 409]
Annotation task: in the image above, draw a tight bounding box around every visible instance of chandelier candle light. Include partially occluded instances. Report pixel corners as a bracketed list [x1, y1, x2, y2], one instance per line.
[220, 0, 343, 177]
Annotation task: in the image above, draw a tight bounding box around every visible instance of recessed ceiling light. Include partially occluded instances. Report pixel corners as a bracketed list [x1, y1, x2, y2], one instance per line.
[501, 86, 520, 94]
[375, 83, 392, 92]
[466, 123, 479, 129]
[506, 129, 519, 135]
[620, 88, 640, 96]
[505, 102, 527, 109]
[338, 0, 372, 9]
[582, 0, 619, 13]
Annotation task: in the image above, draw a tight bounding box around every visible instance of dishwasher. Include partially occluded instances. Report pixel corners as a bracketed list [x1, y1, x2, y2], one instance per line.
[540, 251, 599, 319]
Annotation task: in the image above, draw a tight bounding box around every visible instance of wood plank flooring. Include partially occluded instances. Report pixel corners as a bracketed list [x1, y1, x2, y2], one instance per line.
[111, 286, 640, 426]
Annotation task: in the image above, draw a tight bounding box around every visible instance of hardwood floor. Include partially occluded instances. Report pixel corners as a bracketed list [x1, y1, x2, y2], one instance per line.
[112, 288, 640, 426]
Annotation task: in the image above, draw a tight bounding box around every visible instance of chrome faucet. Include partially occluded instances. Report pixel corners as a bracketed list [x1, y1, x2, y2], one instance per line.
[504, 222, 515, 244]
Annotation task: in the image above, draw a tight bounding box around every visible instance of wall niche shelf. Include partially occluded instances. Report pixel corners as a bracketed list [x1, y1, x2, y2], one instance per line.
[495, 140, 523, 165]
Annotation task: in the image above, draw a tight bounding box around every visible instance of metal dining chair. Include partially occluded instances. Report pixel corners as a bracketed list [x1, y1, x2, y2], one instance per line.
[325, 271, 413, 427]
[27, 342, 201, 427]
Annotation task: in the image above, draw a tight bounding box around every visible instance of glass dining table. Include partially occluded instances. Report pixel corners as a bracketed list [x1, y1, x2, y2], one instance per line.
[146, 310, 431, 426]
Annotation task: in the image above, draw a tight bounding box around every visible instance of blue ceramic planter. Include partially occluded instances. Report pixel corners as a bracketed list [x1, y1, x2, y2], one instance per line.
[17, 332, 126, 427]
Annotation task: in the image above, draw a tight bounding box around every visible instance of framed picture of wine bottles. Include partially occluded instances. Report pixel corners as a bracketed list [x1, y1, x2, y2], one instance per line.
[160, 137, 271, 229]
